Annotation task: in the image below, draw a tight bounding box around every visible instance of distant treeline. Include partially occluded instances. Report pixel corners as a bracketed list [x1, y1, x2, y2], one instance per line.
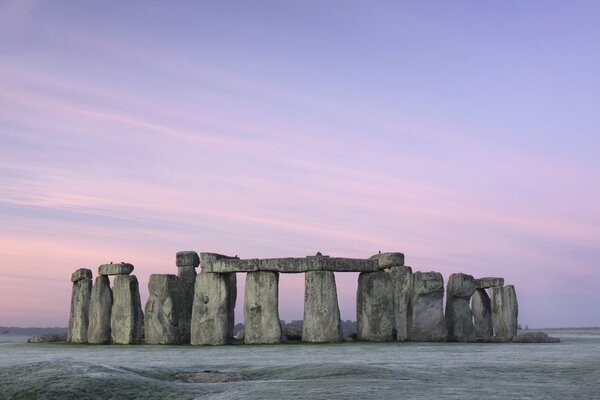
[0, 327, 67, 336]
[233, 320, 357, 336]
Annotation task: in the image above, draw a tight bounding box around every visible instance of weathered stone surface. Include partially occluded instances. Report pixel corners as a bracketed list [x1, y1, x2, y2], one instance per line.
[322, 257, 379, 272]
[410, 272, 446, 342]
[144, 274, 185, 344]
[370, 252, 405, 268]
[177, 265, 196, 344]
[491, 285, 519, 338]
[176, 251, 200, 267]
[71, 268, 92, 282]
[204, 258, 259, 273]
[244, 271, 282, 344]
[203, 256, 379, 273]
[472, 289, 493, 338]
[27, 332, 67, 343]
[356, 271, 394, 341]
[475, 277, 504, 289]
[87, 275, 113, 344]
[67, 269, 92, 343]
[512, 331, 560, 343]
[283, 325, 302, 341]
[385, 265, 413, 341]
[191, 272, 237, 345]
[260, 257, 321, 273]
[475, 335, 513, 343]
[111, 275, 144, 344]
[446, 273, 476, 342]
[98, 263, 134, 276]
[302, 271, 343, 343]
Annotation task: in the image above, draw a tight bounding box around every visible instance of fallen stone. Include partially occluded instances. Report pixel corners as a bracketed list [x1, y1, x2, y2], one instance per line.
[302, 271, 343, 343]
[445, 273, 476, 342]
[175, 371, 242, 383]
[475, 277, 504, 289]
[27, 332, 67, 343]
[191, 271, 237, 345]
[145, 274, 185, 345]
[357, 271, 394, 341]
[111, 275, 144, 344]
[475, 336, 513, 343]
[410, 272, 446, 342]
[244, 271, 282, 344]
[472, 289, 493, 338]
[491, 285, 519, 338]
[176, 251, 200, 267]
[87, 275, 113, 344]
[385, 265, 412, 341]
[370, 252, 405, 268]
[67, 269, 92, 344]
[283, 325, 302, 341]
[512, 332, 560, 343]
[98, 263, 134, 276]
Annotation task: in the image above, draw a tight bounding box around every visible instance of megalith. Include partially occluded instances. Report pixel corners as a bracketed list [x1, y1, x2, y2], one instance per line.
[445, 273, 476, 342]
[472, 289, 493, 338]
[302, 271, 343, 343]
[357, 271, 394, 341]
[410, 272, 447, 341]
[87, 275, 113, 344]
[244, 271, 282, 344]
[191, 271, 237, 345]
[67, 268, 93, 343]
[176, 251, 199, 343]
[144, 274, 185, 344]
[385, 265, 413, 341]
[491, 285, 519, 338]
[111, 275, 144, 344]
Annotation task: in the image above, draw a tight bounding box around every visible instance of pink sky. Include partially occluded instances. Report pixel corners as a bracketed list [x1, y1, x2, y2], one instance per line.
[1, 1, 599, 328]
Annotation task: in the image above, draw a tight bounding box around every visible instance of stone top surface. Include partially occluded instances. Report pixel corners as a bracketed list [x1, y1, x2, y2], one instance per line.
[475, 277, 504, 289]
[176, 251, 200, 268]
[201, 254, 381, 273]
[71, 268, 92, 282]
[369, 252, 405, 268]
[98, 263, 134, 276]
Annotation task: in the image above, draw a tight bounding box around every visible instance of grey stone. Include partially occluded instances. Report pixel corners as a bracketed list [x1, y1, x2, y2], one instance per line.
[204, 258, 259, 273]
[356, 271, 394, 341]
[472, 289, 493, 338]
[385, 265, 413, 341]
[177, 265, 196, 344]
[445, 273, 476, 342]
[370, 252, 405, 268]
[191, 272, 237, 345]
[244, 271, 282, 344]
[410, 272, 447, 342]
[512, 332, 560, 343]
[283, 325, 303, 341]
[87, 275, 113, 344]
[111, 275, 144, 344]
[491, 285, 519, 338]
[98, 263, 134, 276]
[260, 257, 321, 273]
[176, 251, 200, 267]
[67, 269, 92, 343]
[475, 335, 513, 343]
[144, 274, 185, 344]
[203, 255, 380, 273]
[475, 277, 504, 289]
[71, 268, 92, 282]
[27, 332, 67, 343]
[322, 257, 379, 272]
[302, 271, 343, 343]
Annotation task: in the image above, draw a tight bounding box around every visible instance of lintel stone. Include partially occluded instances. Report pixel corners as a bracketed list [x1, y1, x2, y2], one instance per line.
[98, 263, 134, 276]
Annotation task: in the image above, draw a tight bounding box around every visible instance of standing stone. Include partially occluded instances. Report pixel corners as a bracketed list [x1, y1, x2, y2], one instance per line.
[111, 275, 144, 344]
[445, 273, 476, 342]
[302, 271, 343, 343]
[244, 271, 282, 344]
[87, 275, 112, 344]
[67, 268, 93, 343]
[356, 271, 394, 341]
[472, 289, 493, 338]
[385, 266, 413, 341]
[176, 251, 199, 344]
[491, 285, 519, 338]
[191, 271, 237, 345]
[410, 272, 447, 342]
[145, 274, 185, 344]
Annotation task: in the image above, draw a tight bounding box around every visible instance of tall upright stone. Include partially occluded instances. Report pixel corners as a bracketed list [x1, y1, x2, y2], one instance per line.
[145, 274, 185, 344]
[410, 272, 447, 342]
[445, 273, 476, 342]
[111, 275, 144, 344]
[176, 251, 199, 344]
[302, 271, 343, 343]
[191, 271, 237, 345]
[244, 271, 282, 344]
[357, 271, 394, 341]
[472, 289, 493, 338]
[491, 285, 519, 338]
[385, 265, 413, 341]
[87, 275, 112, 344]
[67, 268, 93, 343]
